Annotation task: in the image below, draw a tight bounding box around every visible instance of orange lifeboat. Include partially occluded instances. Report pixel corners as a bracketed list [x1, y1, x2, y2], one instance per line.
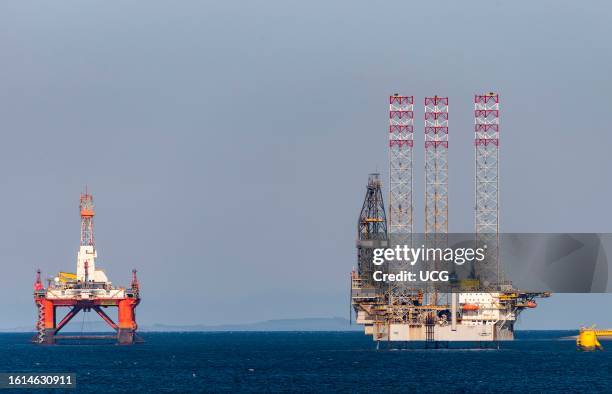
[526, 301, 537, 308]
[462, 304, 479, 311]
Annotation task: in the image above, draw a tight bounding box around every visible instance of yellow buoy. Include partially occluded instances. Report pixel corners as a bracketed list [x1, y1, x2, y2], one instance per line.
[577, 328, 603, 351]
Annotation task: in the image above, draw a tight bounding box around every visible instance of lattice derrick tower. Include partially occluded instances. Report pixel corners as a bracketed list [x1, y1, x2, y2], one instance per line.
[80, 192, 95, 247]
[475, 93, 500, 286]
[357, 174, 388, 288]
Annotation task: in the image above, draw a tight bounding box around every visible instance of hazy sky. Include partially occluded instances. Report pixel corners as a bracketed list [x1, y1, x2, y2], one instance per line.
[1, 1, 611, 329]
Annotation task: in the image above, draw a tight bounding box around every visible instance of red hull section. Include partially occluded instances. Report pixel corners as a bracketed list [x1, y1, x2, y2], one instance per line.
[33, 293, 141, 345]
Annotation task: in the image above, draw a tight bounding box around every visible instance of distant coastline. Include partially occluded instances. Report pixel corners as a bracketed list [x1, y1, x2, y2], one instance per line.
[0, 317, 362, 333]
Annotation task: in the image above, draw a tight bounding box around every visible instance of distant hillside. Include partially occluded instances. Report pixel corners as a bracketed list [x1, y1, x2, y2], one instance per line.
[0, 317, 362, 333]
[146, 317, 361, 332]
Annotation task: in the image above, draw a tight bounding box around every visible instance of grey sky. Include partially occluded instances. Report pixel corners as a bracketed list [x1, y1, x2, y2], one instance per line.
[1, 0, 611, 329]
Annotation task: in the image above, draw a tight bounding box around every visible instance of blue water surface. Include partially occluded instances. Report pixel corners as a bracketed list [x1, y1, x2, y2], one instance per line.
[1, 331, 611, 393]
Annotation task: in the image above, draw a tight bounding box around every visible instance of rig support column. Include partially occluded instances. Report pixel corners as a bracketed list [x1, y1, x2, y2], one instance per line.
[424, 96, 449, 305]
[474, 93, 500, 287]
[389, 94, 414, 235]
[388, 94, 416, 305]
[37, 299, 56, 344]
[118, 298, 139, 345]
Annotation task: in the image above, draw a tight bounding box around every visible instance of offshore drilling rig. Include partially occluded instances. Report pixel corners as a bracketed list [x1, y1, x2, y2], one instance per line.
[351, 94, 549, 345]
[33, 191, 141, 345]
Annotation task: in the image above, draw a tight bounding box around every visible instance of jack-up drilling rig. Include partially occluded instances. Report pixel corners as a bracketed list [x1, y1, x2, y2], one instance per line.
[351, 94, 549, 345]
[33, 191, 141, 345]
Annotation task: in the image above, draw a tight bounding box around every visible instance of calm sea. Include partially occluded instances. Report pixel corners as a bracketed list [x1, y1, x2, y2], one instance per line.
[1, 331, 611, 393]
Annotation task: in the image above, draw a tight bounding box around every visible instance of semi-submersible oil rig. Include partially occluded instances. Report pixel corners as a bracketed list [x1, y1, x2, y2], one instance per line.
[351, 94, 549, 345]
[33, 191, 141, 345]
